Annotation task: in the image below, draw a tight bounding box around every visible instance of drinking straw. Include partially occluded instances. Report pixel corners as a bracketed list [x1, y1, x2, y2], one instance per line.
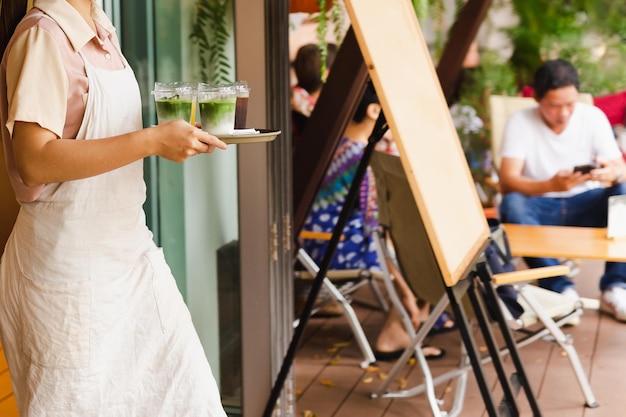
[190, 95, 197, 125]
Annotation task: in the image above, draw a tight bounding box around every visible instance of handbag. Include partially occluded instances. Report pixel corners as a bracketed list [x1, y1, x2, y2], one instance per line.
[484, 218, 524, 319]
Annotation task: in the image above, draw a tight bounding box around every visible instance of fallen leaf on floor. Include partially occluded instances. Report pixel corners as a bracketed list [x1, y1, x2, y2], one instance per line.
[560, 350, 569, 357]
[365, 365, 380, 373]
[396, 377, 408, 390]
[320, 378, 335, 387]
[303, 410, 317, 417]
[479, 345, 488, 353]
[444, 386, 452, 394]
[408, 357, 416, 365]
[295, 389, 303, 396]
[362, 377, 374, 384]
[333, 341, 351, 348]
[327, 347, 339, 353]
[378, 372, 388, 380]
[328, 355, 340, 365]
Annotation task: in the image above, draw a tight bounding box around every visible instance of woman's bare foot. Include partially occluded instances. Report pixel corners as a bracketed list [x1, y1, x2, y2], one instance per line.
[374, 307, 446, 361]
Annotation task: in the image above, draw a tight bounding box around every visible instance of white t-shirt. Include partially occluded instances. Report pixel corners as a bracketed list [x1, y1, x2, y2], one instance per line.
[500, 102, 621, 197]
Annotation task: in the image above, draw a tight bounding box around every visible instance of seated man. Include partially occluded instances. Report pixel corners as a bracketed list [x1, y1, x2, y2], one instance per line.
[499, 58, 626, 322]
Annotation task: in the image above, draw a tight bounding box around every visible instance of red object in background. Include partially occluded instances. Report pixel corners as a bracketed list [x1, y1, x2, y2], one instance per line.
[593, 90, 626, 126]
[522, 85, 534, 98]
[483, 207, 498, 219]
[290, 0, 333, 13]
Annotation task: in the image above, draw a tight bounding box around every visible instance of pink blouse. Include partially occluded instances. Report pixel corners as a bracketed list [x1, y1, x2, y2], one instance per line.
[1, 0, 126, 202]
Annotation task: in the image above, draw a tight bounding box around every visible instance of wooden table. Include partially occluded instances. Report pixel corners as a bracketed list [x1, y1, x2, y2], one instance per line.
[503, 223, 626, 262]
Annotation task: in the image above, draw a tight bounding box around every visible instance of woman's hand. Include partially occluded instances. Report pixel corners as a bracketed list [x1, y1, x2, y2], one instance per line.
[152, 120, 227, 162]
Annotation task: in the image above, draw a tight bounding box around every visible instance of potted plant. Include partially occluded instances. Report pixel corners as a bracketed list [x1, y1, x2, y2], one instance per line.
[190, 0, 232, 85]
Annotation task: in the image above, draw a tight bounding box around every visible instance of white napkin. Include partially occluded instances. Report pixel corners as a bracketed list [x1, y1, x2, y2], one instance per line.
[231, 128, 259, 135]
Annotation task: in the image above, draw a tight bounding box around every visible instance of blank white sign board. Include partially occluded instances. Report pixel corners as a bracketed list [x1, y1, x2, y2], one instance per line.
[344, 0, 490, 286]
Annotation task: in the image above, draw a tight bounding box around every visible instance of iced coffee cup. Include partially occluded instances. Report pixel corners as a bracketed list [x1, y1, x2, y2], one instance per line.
[198, 83, 237, 135]
[234, 81, 251, 129]
[152, 82, 196, 124]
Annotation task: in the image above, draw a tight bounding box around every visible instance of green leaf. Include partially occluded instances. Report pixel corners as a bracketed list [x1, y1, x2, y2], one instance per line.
[190, 0, 233, 83]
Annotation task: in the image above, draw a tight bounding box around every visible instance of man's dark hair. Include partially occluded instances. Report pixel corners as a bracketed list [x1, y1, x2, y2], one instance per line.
[293, 43, 338, 94]
[352, 81, 379, 123]
[533, 59, 580, 100]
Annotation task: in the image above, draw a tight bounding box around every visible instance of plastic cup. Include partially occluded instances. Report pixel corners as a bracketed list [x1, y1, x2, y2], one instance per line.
[198, 83, 237, 135]
[152, 82, 196, 124]
[234, 81, 251, 129]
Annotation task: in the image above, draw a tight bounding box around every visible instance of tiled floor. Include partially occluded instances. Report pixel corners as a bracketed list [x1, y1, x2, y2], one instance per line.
[1, 260, 625, 416]
[294, 260, 626, 416]
[0, 341, 17, 417]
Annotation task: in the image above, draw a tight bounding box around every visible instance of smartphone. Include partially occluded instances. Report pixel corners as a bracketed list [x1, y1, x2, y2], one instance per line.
[573, 163, 598, 174]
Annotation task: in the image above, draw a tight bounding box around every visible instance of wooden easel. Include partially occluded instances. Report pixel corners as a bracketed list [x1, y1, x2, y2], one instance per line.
[276, 0, 538, 415]
[341, 1, 542, 415]
[284, 1, 545, 416]
[292, 0, 492, 233]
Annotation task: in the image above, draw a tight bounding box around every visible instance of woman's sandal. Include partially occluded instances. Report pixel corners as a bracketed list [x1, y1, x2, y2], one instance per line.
[427, 311, 457, 336]
[374, 344, 446, 362]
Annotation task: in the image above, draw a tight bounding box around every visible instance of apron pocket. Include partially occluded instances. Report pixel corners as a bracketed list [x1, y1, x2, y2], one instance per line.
[146, 248, 187, 333]
[19, 272, 91, 369]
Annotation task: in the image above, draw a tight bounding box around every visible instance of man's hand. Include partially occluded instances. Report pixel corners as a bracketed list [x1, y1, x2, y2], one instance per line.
[551, 169, 591, 191]
[589, 157, 625, 185]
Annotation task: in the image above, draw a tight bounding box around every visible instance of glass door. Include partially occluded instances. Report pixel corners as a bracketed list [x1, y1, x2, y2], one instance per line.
[113, 1, 294, 416]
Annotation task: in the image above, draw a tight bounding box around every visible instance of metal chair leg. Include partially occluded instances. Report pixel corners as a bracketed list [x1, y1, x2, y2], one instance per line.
[296, 249, 377, 367]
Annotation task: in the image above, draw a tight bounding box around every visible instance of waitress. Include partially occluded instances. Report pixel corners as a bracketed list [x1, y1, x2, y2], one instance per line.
[0, 0, 228, 415]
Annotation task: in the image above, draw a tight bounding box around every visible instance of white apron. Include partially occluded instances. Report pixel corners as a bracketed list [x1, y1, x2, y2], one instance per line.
[0, 35, 226, 417]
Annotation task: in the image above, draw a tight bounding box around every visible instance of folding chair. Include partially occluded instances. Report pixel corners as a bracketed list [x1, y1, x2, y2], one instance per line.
[368, 151, 598, 416]
[294, 233, 390, 369]
[487, 93, 594, 278]
[489, 93, 593, 171]
[296, 231, 389, 312]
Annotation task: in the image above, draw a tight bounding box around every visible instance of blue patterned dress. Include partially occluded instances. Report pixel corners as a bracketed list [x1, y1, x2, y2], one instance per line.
[302, 137, 380, 270]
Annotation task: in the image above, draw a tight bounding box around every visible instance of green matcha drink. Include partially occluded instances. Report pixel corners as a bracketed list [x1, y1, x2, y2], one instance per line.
[199, 99, 236, 135]
[155, 98, 193, 124]
[197, 83, 237, 135]
[152, 81, 196, 124]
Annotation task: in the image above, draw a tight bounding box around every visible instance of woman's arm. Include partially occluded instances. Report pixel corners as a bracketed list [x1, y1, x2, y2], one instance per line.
[12, 119, 226, 186]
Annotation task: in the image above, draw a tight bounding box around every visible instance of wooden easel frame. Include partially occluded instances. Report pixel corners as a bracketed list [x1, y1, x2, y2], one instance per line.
[342, 0, 541, 415]
[277, 0, 541, 415]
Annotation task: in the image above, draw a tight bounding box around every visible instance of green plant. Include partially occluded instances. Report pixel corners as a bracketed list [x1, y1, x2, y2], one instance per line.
[190, 0, 232, 84]
[311, 0, 347, 81]
[310, 0, 450, 79]
[412, 0, 449, 60]
[453, 50, 517, 200]
[502, 0, 626, 94]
